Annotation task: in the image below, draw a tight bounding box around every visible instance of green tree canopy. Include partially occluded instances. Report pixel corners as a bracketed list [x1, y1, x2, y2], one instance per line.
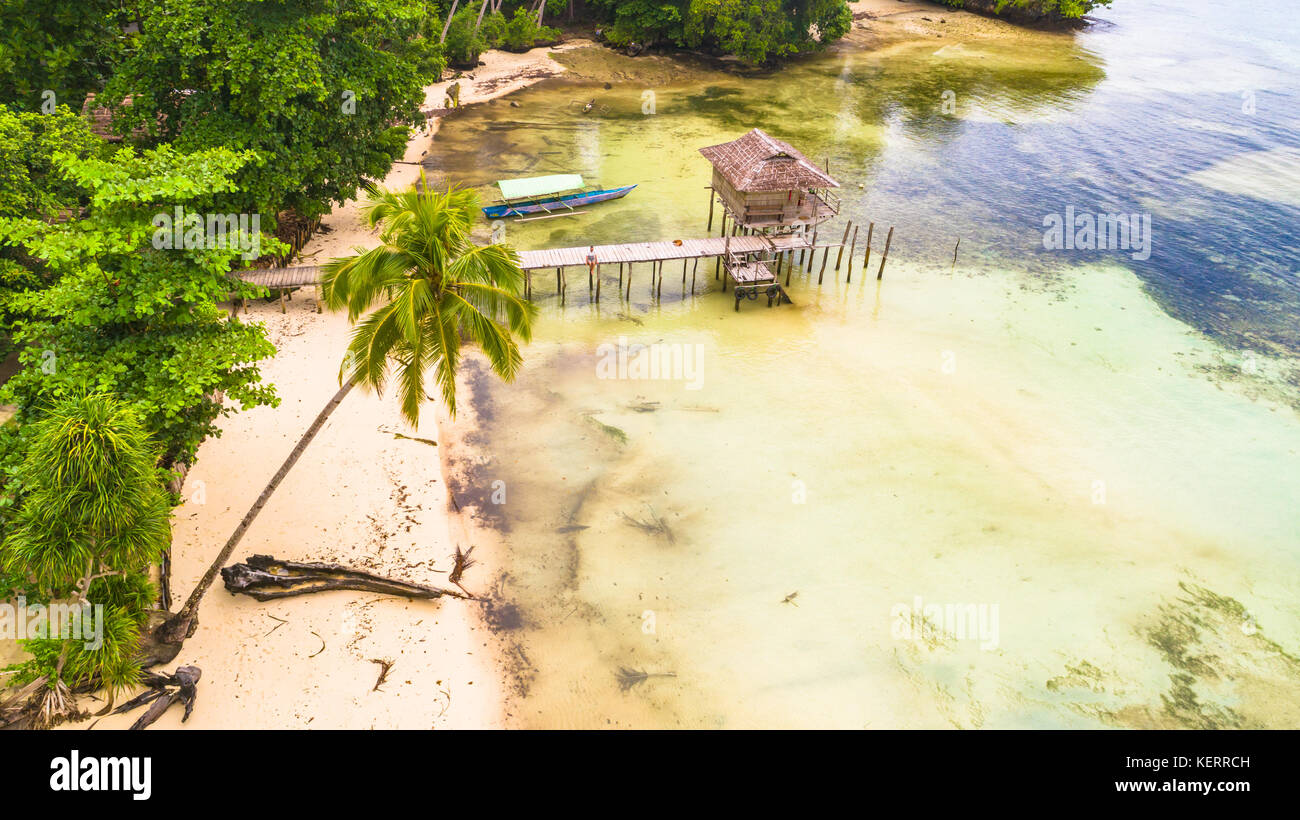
[0, 145, 279, 466]
[104, 0, 445, 223]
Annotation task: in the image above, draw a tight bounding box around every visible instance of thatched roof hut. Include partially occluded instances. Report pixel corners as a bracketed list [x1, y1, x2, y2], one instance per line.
[700, 128, 839, 192]
[699, 129, 840, 228]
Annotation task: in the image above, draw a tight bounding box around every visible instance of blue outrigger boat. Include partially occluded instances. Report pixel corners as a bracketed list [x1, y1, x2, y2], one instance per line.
[482, 174, 636, 219]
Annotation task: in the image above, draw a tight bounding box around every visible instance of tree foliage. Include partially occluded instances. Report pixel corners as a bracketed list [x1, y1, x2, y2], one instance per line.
[321, 180, 536, 423]
[938, 0, 1112, 20]
[592, 0, 851, 62]
[0, 0, 130, 111]
[1, 392, 170, 716]
[104, 0, 446, 222]
[0, 145, 279, 467]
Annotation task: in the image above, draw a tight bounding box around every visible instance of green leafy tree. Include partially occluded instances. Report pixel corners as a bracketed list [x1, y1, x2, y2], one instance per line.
[938, 0, 1112, 20]
[0, 392, 170, 728]
[104, 0, 445, 223]
[0, 105, 107, 352]
[502, 7, 562, 52]
[444, 6, 492, 66]
[0, 0, 130, 110]
[592, 0, 851, 61]
[0, 145, 279, 467]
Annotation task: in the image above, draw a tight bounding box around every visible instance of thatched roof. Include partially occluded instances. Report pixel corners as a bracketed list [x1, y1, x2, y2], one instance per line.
[699, 129, 839, 192]
[82, 93, 156, 142]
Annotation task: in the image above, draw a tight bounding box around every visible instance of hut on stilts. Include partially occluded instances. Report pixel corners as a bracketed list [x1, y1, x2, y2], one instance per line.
[699, 128, 842, 309]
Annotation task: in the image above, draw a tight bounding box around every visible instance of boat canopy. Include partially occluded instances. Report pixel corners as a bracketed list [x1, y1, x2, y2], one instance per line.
[497, 174, 585, 201]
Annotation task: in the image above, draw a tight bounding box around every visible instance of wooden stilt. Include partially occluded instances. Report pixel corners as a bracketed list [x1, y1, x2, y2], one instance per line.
[877, 227, 893, 281]
[691, 258, 698, 294]
[595, 264, 601, 301]
[818, 241, 830, 284]
[951, 237, 960, 272]
[835, 222, 851, 271]
[657, 261, 663, 300]
[626, 266, 632, 300]
[864, 221, 874, 272]
[707, 192, 715, 232]
[846, 225, 859, 283]
[682, 258, 688, 290]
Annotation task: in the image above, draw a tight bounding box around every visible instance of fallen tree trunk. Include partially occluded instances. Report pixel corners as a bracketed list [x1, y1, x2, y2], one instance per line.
[221, 554, 469, 602]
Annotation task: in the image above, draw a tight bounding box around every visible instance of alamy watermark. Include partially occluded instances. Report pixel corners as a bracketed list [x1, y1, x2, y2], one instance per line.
[891, 595, 999, 651]
[151, 207, 262, 260]
[0, 597, 104, 650]
[1043, 206, 1152, 261]
[595, 336, 704, 390]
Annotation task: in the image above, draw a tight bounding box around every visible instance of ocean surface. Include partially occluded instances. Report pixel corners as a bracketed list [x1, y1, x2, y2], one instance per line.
[427, 0, 1300, 728]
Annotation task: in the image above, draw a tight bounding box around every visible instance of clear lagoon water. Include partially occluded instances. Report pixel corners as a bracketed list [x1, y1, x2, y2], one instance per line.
[426, 0, 1300, 728]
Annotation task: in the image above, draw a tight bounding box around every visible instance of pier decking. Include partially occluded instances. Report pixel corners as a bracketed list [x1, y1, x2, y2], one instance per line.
[515, 233, 817, 271]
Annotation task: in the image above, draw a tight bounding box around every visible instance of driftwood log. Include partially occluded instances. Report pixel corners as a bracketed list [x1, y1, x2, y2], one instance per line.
[221, 555, 468, 602]
[108, 665, 201, 730]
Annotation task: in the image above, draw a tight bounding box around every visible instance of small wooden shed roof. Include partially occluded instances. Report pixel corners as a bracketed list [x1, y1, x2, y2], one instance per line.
[699, 129, 839, 192]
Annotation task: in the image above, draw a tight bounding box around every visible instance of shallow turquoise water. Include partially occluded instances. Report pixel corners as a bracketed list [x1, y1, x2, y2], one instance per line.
[429, 1, 1300, 728]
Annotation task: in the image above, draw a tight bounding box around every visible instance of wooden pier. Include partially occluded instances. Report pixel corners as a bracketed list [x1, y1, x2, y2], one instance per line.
[233, 129, 893, 313]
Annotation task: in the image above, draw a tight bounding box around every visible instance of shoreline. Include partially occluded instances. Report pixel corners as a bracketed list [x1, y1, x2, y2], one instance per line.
[68, 8, 984, 729]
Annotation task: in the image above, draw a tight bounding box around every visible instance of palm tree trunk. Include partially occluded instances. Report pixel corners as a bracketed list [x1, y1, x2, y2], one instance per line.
[156, 378, 357, 644]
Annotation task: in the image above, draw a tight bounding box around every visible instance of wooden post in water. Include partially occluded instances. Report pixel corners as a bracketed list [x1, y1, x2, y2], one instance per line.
[722, 235, 731, 293]
[626, 265, 632, 300]
[950, 238, 960, 273]
[835, 222, 852, 271]
[657, 261, 664, 300]
[846, 225, 859, 283]
[682, 258, 688, 291]
[692, 258, 698, 294]
[707, 191, 715, 232]
[818, 238, 830, 283]
[809, 225, 819, 272]
[525, 271, 532, 300]
[863, 221, 874, 272]
[556, 267, 561, 298]
[877, 227, 893, 281]
[595, 264, 601, 302]
[618, 262, 623, 290]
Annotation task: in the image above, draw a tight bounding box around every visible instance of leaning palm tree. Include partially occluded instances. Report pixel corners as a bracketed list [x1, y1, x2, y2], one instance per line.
[321, 178, 536, 422]
[156, 178, 534, 645]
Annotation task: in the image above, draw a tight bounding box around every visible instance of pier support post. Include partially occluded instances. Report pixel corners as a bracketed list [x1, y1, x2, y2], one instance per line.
[707, 191, 715, 232]
[864, 222, 874, 272]
[846, 225, 859, 283]
[877, 227, 893, 281]
[595, 264, 601, 302]
[835, 222, 852, 272]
